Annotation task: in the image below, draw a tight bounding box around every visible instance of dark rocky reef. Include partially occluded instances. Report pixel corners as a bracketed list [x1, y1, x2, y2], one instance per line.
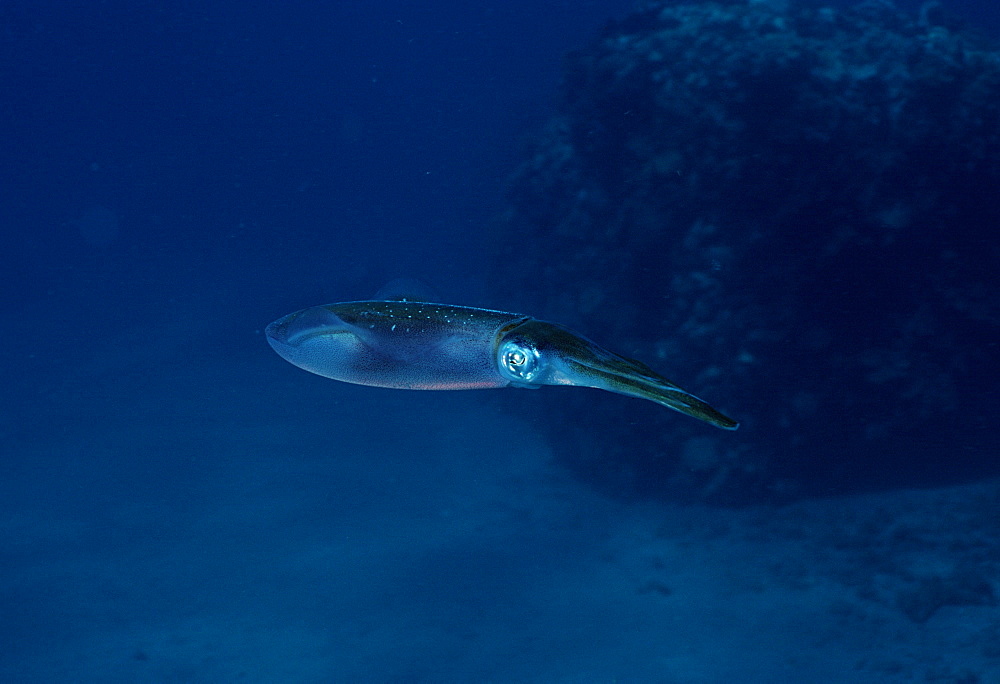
[498, 0, 1000, 503]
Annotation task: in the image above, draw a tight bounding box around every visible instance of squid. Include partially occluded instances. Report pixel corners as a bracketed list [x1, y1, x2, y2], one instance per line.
[266, 298, 738, 430]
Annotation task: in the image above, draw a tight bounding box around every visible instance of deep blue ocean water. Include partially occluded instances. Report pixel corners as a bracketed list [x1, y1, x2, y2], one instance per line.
[3, 1, 998, 682]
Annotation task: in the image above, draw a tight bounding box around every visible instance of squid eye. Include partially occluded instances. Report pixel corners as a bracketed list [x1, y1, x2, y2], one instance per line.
[498, 340, 540, 382]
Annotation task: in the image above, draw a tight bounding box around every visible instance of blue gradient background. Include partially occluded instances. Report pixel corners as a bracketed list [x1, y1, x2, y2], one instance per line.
[2, 1, 997, 682]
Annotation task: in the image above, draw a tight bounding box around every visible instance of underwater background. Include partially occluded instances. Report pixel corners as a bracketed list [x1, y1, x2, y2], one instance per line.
[2, 1, 999, 682]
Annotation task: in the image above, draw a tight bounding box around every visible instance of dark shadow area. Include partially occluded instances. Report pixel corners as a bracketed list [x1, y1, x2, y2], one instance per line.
[497, 0, 1000, 504]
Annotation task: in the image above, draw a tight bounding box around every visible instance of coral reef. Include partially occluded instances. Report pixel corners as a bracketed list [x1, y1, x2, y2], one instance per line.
[498, 0, 1000, 502]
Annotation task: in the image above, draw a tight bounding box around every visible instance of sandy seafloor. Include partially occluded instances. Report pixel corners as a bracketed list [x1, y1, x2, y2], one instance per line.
[2, 339, 998, 684]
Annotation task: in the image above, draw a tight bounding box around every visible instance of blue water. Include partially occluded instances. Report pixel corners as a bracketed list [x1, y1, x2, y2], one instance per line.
[3, 1, 998, 682]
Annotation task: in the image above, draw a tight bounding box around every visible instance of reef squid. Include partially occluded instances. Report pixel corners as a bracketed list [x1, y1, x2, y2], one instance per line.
[266, 297, 738, 430]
